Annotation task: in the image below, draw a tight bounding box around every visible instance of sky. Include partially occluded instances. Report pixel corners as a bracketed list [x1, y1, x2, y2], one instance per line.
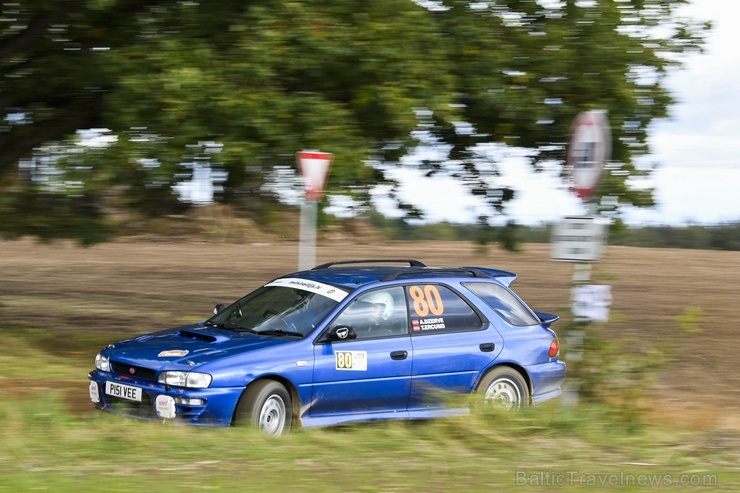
[372, 0, 740, 226]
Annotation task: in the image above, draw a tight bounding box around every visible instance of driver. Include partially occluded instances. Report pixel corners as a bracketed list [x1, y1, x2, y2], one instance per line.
[363, 290, 395, 330]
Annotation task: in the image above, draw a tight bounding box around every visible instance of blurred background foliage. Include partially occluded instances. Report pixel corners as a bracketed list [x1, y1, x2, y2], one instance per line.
[0, 0, 709, 244]
[365, 210, 740, 251]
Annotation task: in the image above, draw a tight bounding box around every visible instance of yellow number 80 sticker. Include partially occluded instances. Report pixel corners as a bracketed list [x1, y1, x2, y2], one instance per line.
[335, 351, 367, 371]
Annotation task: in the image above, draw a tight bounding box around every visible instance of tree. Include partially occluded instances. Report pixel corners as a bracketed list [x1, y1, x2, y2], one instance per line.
[419, 0, 707, 219]
[0, 0, 709, 243]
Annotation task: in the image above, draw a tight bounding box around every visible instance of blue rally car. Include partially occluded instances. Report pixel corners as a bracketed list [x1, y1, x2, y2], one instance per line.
[89, 259, 565, 435]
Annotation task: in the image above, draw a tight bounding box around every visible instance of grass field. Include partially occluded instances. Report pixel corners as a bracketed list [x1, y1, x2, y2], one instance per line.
[1, 237, 739, 491]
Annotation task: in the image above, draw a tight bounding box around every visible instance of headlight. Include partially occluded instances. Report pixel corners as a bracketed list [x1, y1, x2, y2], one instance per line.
[158, 371, 212, 389]
[95, 353, 110, 372]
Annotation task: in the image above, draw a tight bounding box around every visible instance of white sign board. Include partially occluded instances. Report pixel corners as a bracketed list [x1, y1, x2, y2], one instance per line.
[567, 110, 611, 200]
[551, 216, 607, 262]
[571, 284, 612, 323]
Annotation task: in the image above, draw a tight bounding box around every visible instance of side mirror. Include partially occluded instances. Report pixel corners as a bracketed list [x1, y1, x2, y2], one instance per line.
[327, 325, 357, 341]
[213, 304, 226, 315]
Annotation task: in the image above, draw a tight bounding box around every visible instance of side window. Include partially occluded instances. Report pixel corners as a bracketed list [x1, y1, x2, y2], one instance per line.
[330, 287, 408, 340]
[463, 282, 541, 327]
[405, 284, 482, 334]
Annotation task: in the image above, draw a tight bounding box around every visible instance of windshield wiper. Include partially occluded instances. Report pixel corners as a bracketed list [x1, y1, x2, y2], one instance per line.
[254, 329, 304, 338]
[206, 321, 257, 333]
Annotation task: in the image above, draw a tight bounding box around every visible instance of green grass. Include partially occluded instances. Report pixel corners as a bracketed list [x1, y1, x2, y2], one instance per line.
[0, 396, 737, 492]
[1, 331, 739, 492]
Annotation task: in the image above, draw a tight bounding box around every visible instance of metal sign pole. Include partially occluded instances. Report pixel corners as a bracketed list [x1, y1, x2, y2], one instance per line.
[298, 200, 317, 271]
[564, 258, 591, 406]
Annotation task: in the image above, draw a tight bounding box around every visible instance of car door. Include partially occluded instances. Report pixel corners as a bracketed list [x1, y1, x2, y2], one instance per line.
[405, 283, 503, 411]
[310, 286, 412, 417]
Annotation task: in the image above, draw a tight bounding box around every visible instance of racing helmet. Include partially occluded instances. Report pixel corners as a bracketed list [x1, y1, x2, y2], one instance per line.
[363, 290, 395, 320]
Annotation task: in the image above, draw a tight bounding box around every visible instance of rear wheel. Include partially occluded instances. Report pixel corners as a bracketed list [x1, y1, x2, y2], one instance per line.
[235, 380, 292, 436]
[476, 367, 528, 411]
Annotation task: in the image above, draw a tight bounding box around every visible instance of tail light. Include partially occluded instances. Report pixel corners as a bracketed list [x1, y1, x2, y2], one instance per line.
[548, 340, 560, 358]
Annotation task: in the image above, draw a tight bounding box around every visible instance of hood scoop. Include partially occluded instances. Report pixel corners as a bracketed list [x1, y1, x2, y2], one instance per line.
[177, 329, 226, 343]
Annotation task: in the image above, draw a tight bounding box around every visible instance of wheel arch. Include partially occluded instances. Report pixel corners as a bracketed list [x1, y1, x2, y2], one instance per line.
[231, 375, 302, 428]
[477, 363, 532, 399]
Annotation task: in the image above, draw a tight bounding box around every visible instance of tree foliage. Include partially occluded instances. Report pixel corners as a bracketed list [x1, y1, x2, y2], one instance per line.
[368, 211, 740, 251]
[0, 0, 709, 243]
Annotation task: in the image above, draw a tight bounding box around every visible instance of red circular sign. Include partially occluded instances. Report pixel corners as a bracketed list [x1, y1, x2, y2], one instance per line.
[567, 110, 611, 200]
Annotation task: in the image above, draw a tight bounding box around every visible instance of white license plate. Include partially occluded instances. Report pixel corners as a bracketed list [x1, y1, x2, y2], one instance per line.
[106, 381, 143, 402]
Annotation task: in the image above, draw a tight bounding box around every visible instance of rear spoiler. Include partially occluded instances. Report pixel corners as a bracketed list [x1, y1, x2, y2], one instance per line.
[534, 311, 560, 328]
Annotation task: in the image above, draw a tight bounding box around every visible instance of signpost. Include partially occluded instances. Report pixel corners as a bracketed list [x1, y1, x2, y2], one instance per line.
[554, 110, 612, 404]
[297, 151, 333, 271]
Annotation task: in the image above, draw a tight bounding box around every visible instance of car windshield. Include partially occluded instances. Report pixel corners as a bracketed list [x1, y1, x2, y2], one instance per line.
[206, 285, 340, 337]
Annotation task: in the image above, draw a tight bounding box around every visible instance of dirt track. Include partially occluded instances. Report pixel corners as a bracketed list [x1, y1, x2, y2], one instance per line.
[1, 237, 739, 429]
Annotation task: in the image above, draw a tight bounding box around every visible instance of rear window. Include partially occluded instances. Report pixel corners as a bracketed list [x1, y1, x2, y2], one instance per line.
[463, 282, 541, 327]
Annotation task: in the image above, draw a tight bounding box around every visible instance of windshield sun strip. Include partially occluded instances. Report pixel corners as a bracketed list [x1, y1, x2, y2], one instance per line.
[264, 278, 348, 302]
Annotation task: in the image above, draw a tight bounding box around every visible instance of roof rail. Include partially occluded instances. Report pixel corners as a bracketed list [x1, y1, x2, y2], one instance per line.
[312, 259, 427, 270]
[381, 267, 490, 281]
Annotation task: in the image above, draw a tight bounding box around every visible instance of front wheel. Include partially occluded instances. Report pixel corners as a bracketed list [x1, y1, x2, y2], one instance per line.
[235, 380, 292, 436]
[476, 367, 528, 411]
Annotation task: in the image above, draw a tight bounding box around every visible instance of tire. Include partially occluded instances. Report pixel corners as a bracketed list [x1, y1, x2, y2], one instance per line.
[235, 380, 292, 436]
[476, 367, 529, 411]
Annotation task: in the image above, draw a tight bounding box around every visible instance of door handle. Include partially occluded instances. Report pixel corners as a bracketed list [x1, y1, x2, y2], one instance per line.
[479, 342, 495, 352]
[390, 350, 408, 360]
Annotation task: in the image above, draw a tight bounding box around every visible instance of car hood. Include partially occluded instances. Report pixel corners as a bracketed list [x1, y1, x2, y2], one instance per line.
[107, 324, 294, 370]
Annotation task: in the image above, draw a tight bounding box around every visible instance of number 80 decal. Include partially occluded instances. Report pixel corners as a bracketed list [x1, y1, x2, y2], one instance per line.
[335, 351, 367, 371]
[409, 285, 444, 317]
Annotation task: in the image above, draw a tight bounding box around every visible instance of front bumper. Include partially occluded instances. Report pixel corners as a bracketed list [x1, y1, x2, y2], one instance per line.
[88, 370, 242, 426]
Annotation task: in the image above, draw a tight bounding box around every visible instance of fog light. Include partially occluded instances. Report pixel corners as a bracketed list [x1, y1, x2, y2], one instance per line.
[156, 395, 177, 419]
[89, 381, 100, 404]
[175, 397, 205, 406]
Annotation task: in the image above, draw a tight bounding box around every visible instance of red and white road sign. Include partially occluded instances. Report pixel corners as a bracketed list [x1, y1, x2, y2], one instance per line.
[567, 110, 611, 200]
[297, 151, 333, 202]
